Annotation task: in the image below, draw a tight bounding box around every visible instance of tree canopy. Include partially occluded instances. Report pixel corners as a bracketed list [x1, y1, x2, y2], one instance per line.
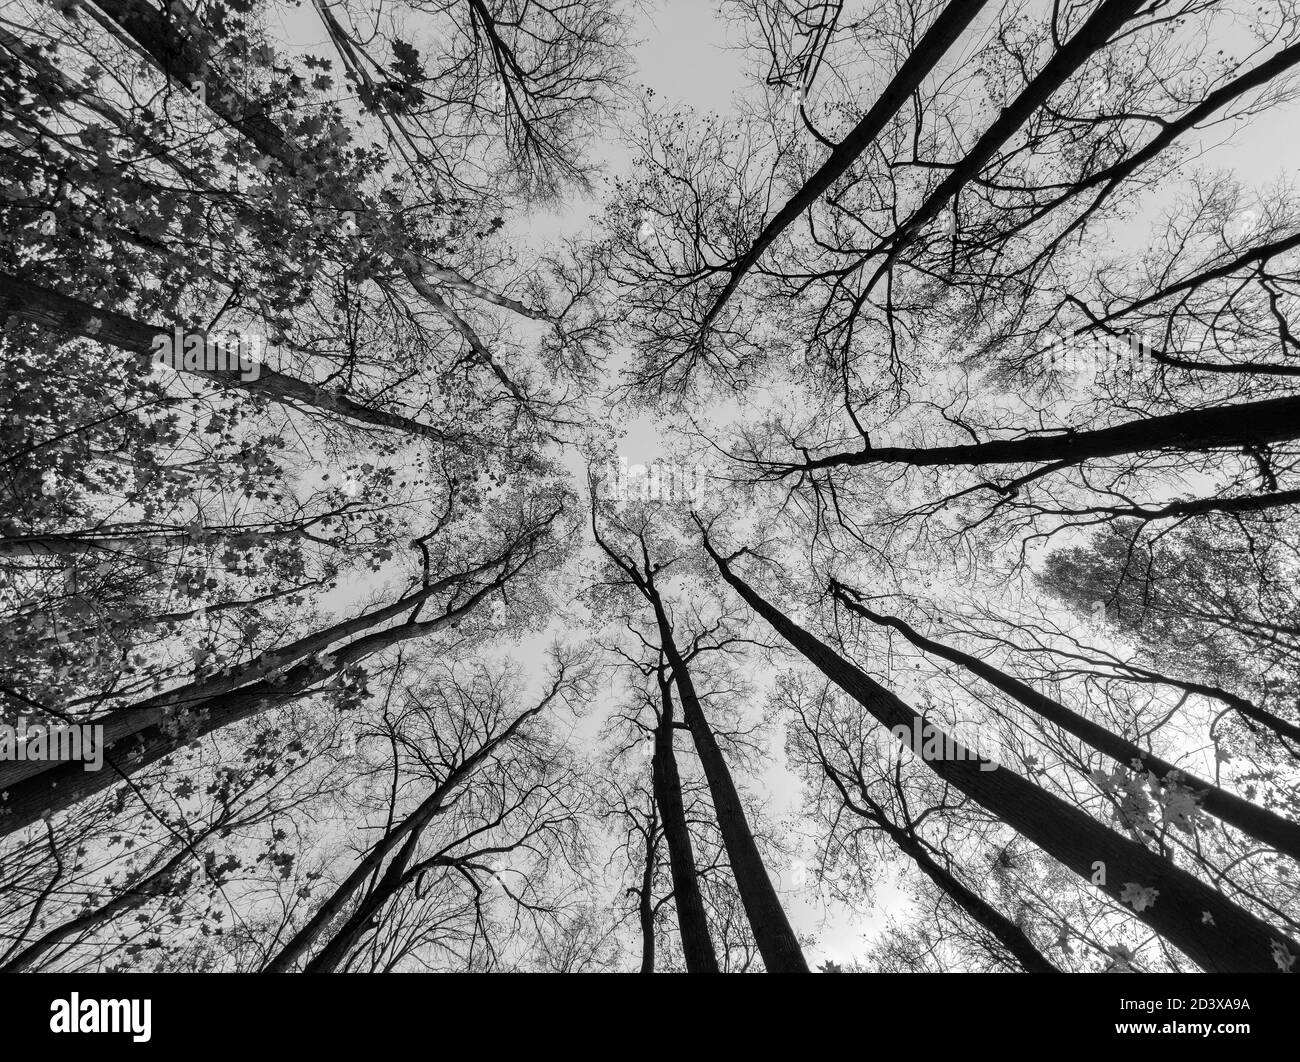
[2, 0, 1299, 974]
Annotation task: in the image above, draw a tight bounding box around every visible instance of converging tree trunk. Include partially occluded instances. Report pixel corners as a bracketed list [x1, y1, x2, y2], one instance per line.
[590, 506, 807, 972]
[0, 516, 555, 837]
[650, 667, 719, 973]
[830, 580, 1300, 861]
[701, 529, 1300, 973]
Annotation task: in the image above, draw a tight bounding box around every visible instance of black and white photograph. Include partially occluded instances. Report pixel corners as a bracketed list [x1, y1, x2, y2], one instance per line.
[0, 0, 1296, 1044]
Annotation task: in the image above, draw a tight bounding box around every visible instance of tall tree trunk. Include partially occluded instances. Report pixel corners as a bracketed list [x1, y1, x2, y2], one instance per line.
[265, 790, 443, 973]
[636, 799, 658, 974]
[651, 669, 719, 973]
[302, 827, 426, 973]
[0, 272, 459, 443]
[0, 845, 192, 972]
[701, 0, 991, 327]
[588, 504, 806, 973]
[1111, 666, 1300, 747]
[0, 569, 502, 838]
[881, 0, 1146, 262]
[832, 583, 1300, 860]
[0, 504, 554, 836]
[0, 542, 517, 796]
[894, 830, 1059, 973]
[702, 534, 1300, 973]
[265, 686, 555, 971]
[651, 602, 807, 972]
[791, 393, 1300, 476]
[1048, 46, 1300, 247]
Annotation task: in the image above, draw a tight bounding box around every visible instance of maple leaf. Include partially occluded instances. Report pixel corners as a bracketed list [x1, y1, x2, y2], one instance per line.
[1159, 785, 1203, 834]
[390, 39, 423, 86]
[1119, 882, 1159, 913]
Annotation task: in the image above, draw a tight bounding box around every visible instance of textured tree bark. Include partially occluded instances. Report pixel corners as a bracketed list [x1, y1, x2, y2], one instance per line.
[703, 535, 1300, 973]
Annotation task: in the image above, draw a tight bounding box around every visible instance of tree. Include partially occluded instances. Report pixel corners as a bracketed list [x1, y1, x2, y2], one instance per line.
[7, 0, 1300, 976]
[700, 521, 1300, 972]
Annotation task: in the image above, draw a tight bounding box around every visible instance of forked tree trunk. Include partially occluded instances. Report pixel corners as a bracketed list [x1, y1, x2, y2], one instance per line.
[266, 687, 555, 972]
[650, 670, 718, 973]
[651, 601, 808, 972]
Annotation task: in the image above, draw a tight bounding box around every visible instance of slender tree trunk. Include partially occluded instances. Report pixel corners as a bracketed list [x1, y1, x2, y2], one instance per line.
[701, 0, 991, 327]
[792, 393, 1300, 475]
[588, 504, 806, 972]
[1115, 667, 1300, 747]
[266, 794, 439, 972]
[0, 575, 497, 838]
[1051, 45, 1300, 243]
[883, 0, 1145, 260]
[0, 504, 554, 828]
[703, 535, 1300, 972]
[636, 801, 658, 974]
[894, 829, 1059, 973]
[651, 603, 807, 972]
[0, 846, 192, 972]
[833, 584, 1300, 861]
[265, 682, 556, 971]
[0, 548, 509, 796]
[1068, 488, 1300, 524]
[0, 272, 458, 443]
[650, 670, 719, 973]
[303, 830, 424, 973]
